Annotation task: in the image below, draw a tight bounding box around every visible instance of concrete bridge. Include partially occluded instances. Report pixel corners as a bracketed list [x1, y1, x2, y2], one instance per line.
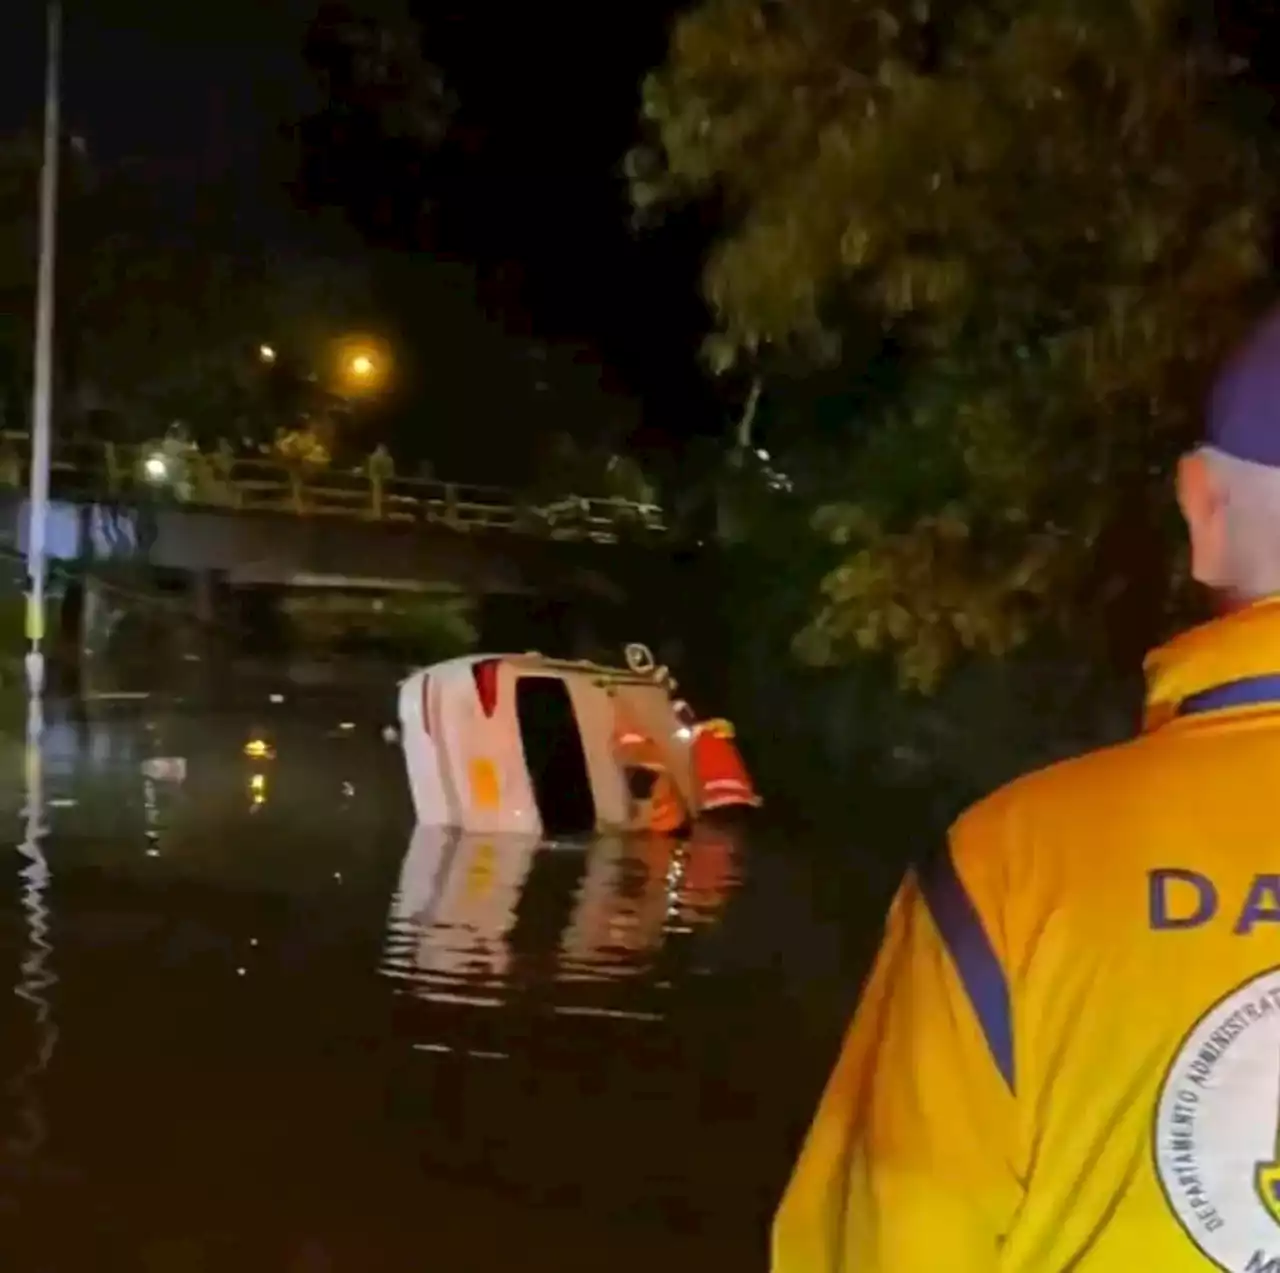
[0, 430, 671, 598]
[0, 493, 658, 603]
[0, 433, 688, 678]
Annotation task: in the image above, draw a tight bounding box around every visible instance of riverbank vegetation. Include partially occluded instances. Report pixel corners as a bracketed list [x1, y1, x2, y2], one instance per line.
[636, 0, 1275, 683]
[630, 0, 1280, 811]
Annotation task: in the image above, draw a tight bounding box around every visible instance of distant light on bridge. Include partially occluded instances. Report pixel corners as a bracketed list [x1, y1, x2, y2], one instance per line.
[259, 344, 277, 364]
[143, 453, 168, 482]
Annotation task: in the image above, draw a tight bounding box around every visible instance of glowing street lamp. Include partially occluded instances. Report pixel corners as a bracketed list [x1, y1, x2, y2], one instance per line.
[332, 336, 390, 397]
[259, 344, 277, 364]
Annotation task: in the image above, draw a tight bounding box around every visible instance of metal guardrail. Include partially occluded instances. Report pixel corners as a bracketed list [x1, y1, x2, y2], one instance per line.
[0, 432, 667, 544]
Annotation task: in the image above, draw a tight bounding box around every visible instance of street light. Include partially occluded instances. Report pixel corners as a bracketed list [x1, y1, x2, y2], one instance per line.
[25, 0, 61, 697]
[331, 336, 390, 397]
[143, 453, 169, 482]
[259, 344, 277, 364]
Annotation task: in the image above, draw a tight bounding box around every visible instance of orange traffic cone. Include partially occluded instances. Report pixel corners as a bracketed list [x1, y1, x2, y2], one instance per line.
[690, 718, 762, 812]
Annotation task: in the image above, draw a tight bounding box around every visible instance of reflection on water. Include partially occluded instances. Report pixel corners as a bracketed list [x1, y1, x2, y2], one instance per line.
[0, 701, 863, 1271]
[383, 826, 742, 1022]
[386, 828, 538, 1004]
[9, 692, 57, 1163]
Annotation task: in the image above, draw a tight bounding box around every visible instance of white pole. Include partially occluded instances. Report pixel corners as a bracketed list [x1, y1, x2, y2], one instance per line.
[25, 0, 62, 698]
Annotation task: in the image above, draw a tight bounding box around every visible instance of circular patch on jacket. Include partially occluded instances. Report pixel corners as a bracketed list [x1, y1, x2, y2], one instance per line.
[1154, 968, 1280, 1271]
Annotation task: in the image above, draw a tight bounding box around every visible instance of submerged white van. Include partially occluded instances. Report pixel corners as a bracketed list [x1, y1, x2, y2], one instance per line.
[397, 651, 760, 838]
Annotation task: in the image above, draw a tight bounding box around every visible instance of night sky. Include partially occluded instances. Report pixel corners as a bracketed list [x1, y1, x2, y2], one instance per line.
[0, 0, 717, 482]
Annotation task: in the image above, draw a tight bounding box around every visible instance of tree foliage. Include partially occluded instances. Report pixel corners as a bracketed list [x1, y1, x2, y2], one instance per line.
[70, 219, 376, 446]
[292, 0, 454, 246]
[0, 131, 380, 448]
[0, 131, 94, 428]
[636, 0, 1278, 688]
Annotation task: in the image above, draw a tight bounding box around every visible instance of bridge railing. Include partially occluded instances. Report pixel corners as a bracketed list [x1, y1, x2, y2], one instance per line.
[0, 433, 667, 543]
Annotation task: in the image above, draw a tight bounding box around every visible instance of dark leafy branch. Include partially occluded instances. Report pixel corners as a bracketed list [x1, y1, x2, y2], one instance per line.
[635, 0, 1278, 688]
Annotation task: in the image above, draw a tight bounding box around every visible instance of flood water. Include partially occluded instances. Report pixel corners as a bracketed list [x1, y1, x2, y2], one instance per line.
[0, 699, 889, 1272]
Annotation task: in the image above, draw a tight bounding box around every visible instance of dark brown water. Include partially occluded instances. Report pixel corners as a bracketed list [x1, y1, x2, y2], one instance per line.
[0, 700, 884, 1272]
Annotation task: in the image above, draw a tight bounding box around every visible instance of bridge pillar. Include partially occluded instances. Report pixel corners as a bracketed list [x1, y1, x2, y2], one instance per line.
[185, 570, 233, 701]
[192, 570, 217, 626]
[79, 577, 111, 662]
[68, 576, 116, 699]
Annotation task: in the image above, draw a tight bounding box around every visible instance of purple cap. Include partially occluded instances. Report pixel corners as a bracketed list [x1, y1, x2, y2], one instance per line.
[1208, 306, 1280, 467]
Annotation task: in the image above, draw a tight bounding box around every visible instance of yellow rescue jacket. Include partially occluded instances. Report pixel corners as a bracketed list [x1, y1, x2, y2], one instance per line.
[774, 598, 1280, 1273]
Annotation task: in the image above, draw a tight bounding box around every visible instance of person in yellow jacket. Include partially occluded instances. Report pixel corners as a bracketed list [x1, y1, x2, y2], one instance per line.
[773, 304, 1280, 1273]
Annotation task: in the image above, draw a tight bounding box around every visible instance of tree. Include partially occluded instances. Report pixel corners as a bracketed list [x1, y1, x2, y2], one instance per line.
[0, 130, 99, 431]
[63, 160, 380, 448]
[0, 128, 384, 449]
[635, 0, 1278, 688]
[292, 0, 454, 247]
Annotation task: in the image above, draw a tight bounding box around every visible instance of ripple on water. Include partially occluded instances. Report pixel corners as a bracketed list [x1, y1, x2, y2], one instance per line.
[0, 702, 838, 1269]
[380, 824, 744, 1035]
